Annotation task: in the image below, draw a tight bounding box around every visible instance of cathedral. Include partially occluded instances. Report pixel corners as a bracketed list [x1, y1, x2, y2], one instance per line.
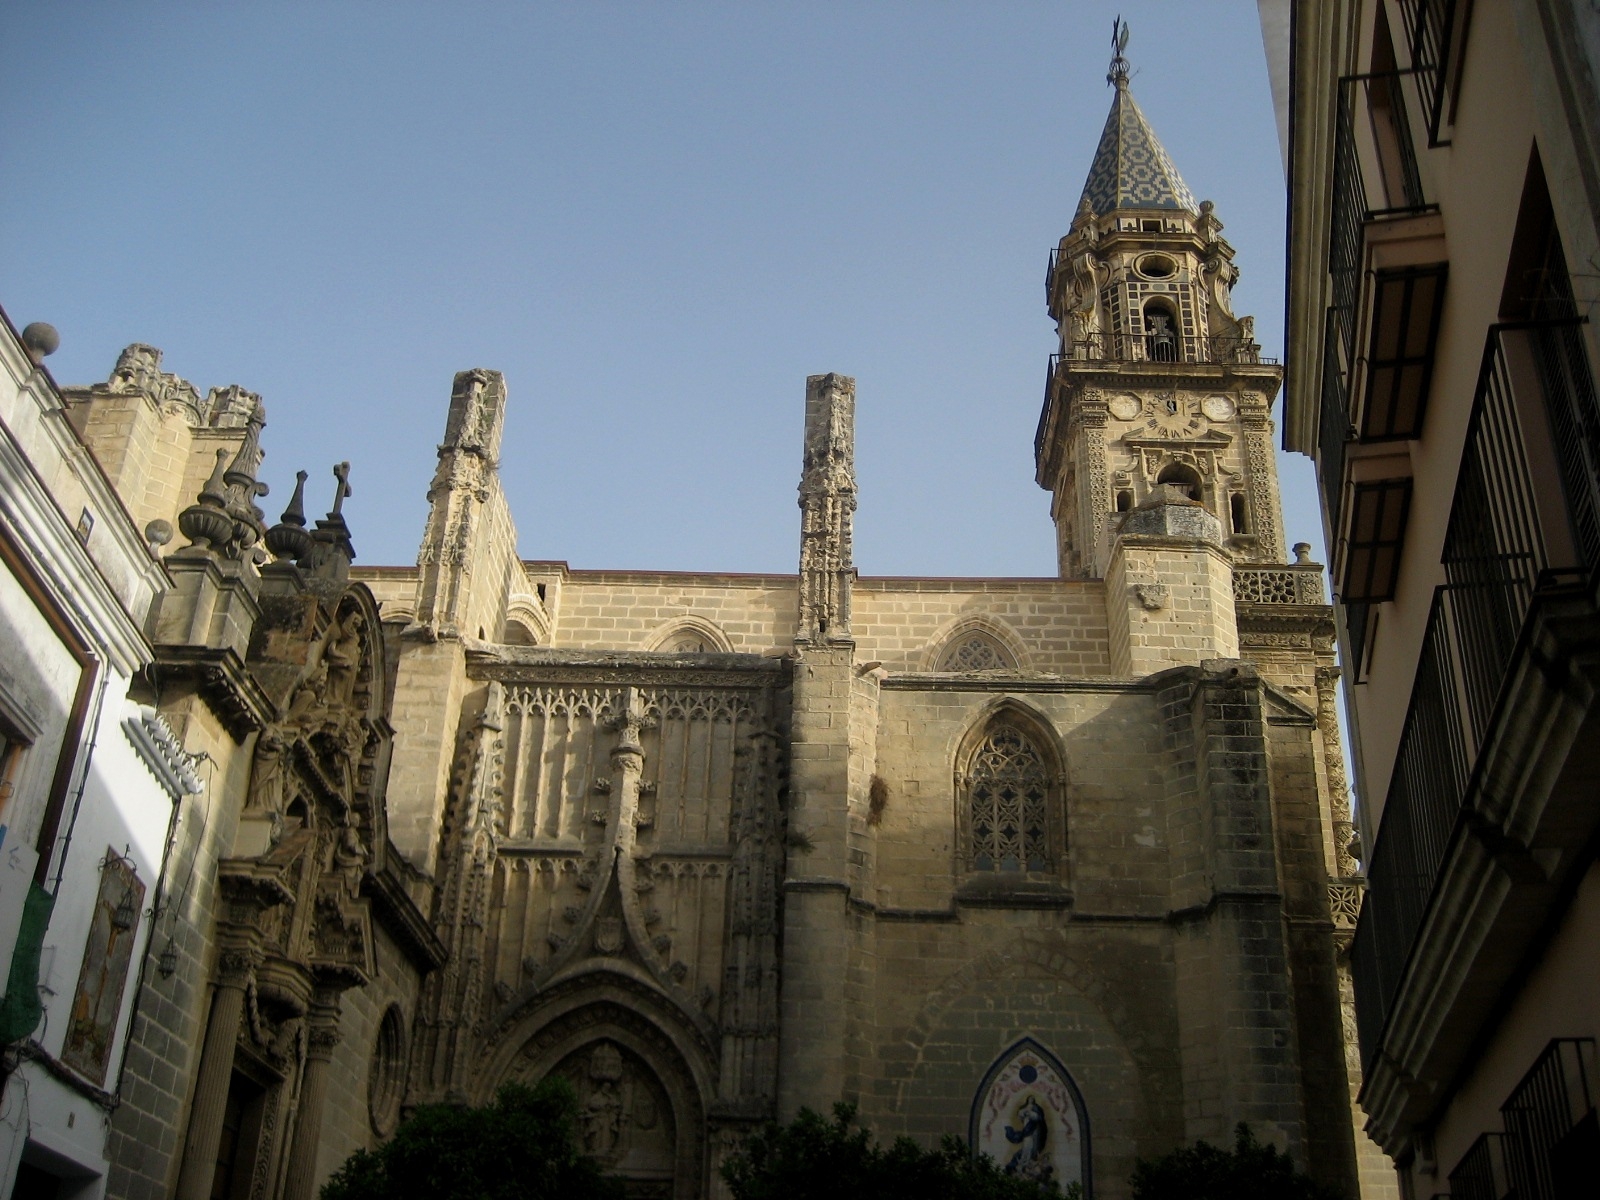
[31, 42, 1376, 1200]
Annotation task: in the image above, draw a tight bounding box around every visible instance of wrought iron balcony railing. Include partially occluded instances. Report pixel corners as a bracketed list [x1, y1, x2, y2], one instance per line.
[1398, 0, 1463, 147]
[1350, 319, 1600, 1070]
[1319, 69, 1434, 530]
[1449, 1132, 1512, 1200]
[1055, 333, 1275, 366]
[1502, 1039, 1600, 1200]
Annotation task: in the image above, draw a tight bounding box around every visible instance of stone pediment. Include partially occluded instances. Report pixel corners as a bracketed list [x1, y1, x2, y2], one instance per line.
[1120, 426, 1233, 449]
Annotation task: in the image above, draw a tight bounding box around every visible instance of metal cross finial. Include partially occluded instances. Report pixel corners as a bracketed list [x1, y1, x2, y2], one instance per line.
[331, 461, 352, 516]
[1108, 16, 1131, 86]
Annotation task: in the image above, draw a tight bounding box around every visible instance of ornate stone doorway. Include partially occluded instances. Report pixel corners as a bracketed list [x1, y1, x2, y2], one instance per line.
[487, 996, 711, 1200]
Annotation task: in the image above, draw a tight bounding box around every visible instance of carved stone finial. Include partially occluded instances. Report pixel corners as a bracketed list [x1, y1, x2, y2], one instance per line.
[796, 373, 856, 644]
[330, 462, 352, 517]
[199, 447, 230, 507]
[264, 470, 312, 562]
[442, 368, 506, 460]
[607, 687, 655, 760]
[177, 448, 236, 552]
[299, 463, 357, 582]
[198, 400, 270, 559]
[281, 471, 309, 528]
[109, 344, 163, 393]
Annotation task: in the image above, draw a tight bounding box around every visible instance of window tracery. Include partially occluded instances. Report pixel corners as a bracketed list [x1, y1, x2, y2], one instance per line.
[965, 723, 1052, 872]
[938, 633, 1014, 672]
[368, 1004, 407, 1136]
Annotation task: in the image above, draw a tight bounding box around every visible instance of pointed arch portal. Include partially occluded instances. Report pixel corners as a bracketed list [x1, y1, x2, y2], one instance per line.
[970, 1038, 1091, 1194]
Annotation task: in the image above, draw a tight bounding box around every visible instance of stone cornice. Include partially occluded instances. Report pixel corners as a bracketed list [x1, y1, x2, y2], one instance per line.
[0, 419, 154, 677]
[153, 645, 274, 741]
[363, 850, 446, 971]
[879, 673, 1147, 694]
[468, 645, 787, 689]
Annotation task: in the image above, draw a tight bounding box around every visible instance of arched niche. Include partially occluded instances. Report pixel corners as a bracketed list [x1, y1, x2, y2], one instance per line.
[970, 1037, 1091, 1194]
[646, 616, 733, 655]
[484, 991, 712, 1200]
[953, 700, 1067, 876]
[1141, 297, 1180, 362]
[553, 1040, 677, 1193]
[1154, 461, 1203, 501]
[923, 615, 1031, 673]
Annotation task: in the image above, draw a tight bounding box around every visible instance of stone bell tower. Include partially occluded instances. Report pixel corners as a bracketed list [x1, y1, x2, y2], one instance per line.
[1034, 33, 1286, 676]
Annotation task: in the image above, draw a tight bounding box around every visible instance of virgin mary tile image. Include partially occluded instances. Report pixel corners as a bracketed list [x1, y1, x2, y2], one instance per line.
[970, 1039, 1090, 1192]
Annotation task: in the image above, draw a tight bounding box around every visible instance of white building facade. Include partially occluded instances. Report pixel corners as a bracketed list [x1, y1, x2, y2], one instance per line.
[0, 308, 200, 1198]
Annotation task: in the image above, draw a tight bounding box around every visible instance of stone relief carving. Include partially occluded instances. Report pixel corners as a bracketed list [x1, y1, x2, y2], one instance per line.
[1134, 582, 1168, 611]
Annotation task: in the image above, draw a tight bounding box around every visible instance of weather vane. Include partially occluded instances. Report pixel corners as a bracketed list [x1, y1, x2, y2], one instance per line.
[1108, 16, 1131, 86]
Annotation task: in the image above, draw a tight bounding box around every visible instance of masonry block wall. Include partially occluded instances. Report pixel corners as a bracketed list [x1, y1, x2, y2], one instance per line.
[55, 329, 1363, 1200]
[104, 691, 250, 1200]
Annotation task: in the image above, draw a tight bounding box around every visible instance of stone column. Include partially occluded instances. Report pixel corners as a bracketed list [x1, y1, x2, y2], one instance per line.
[281, 994, 343, 1200]
[779, 373, 861, 1117]
[174, 950, 254, 1200]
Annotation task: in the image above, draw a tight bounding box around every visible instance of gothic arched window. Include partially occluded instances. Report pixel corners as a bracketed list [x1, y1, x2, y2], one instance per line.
[647, 617, 732, 655]
[963, 721, 1054, 872]
[938, 632, 1015, 672]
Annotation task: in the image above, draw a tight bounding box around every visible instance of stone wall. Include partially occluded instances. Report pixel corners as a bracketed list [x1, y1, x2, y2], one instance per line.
[104, 690, 251, 1200]
[315, 922, 426, 1184]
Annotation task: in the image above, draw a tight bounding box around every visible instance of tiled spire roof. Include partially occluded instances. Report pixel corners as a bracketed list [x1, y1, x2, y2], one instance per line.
[1077, 63, 1197, 216]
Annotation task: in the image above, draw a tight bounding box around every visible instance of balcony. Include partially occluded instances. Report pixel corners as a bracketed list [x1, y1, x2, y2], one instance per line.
[1350, 319, 1600, 1140]
[1055, 332, 1274, 366]
[1398, 0, 1471, 148]
[1448, 1132, 1511, 1200]
[1318, 69, 1439, 533]
[1504, 1039, 1600, 1199]
[1035, 338, 1280, 466]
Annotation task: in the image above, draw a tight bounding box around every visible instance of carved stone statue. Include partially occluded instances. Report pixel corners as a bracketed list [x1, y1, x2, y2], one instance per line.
[323, 610, 364, 708]
[246, 730, 287, 814]
[332, 822, 368, 892]
[580, 1042, 627, 1159]
[285, 660, 330, 729]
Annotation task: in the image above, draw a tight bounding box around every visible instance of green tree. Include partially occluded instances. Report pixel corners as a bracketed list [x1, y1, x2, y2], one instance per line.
[721, 1102, 1077, 1200]
[1129, 1123, 1344, 1200]
[320, 1076, 622, 1200]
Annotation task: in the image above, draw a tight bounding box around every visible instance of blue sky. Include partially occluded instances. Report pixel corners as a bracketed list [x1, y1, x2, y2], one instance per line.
[1, 1, 1310, 577]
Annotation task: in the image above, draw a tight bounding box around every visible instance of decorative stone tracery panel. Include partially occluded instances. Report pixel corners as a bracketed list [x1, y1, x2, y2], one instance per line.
[955, 708, 1062, 875]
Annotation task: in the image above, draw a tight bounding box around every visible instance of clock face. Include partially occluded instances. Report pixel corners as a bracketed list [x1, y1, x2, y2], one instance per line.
[1140, 393, 1206, 438]
[1144, 410, 1207, 438]
[1201, 395, 1237, 422]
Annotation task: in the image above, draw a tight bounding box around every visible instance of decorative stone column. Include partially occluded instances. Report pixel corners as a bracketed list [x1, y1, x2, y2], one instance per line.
[796, 374, 856, 644]
[281, 989, 343, 1200]
[781, 374, 861, 1117]
[174, 948, 255, 1200]
[1315, 665, 1361, 878]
